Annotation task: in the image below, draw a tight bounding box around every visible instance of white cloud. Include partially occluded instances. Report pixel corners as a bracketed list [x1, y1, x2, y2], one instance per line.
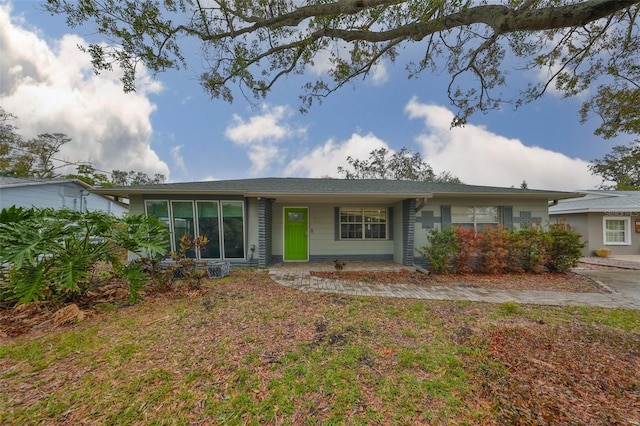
[370, 61, 389, 86]
[0, 4, 169, 178]
[405, 98, 601, 191]
[171, 145, 186, 173]
[225, 104, 306, 174]
[285, 133, 389, 178]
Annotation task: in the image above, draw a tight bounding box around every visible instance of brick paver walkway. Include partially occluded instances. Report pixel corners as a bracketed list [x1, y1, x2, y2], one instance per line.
[268, 260, 640, 310]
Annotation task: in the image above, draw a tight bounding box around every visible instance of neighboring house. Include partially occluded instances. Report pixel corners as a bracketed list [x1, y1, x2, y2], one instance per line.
[549, 190, 640, 256]
[92, 178, 580, 267]
[0, 177, 128, 217]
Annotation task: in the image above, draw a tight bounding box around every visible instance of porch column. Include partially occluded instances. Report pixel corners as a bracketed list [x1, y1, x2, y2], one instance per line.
[402, 198, 416, 266]
[257, 198, 274, 267]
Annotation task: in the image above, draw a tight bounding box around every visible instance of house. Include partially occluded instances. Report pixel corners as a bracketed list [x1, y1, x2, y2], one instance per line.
[549, 190, 640, 256]
[0, 177, 128, 217]
[92, 178, 580, 267]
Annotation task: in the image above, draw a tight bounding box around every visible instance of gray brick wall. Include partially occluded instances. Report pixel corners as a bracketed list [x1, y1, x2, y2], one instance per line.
[402, 198, 416, 266]
[257, 198, 274, 267]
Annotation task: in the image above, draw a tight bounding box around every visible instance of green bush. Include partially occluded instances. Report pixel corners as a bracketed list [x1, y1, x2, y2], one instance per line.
[508, 226, 551, 273]
[0, 208, 169, 304]
[545, 224, 585, 272]
[418, 227, 458, 274]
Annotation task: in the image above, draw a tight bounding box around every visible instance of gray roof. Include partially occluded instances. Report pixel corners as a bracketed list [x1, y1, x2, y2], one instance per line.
[550, 190, 640, 213]
[92, 177, 579, 200]
[0, 176, 91, 190]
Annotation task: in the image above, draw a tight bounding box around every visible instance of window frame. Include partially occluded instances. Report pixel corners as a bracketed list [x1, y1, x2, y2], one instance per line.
[339, 207, 388, 240]
[603, 216, 631, 246]
[451, 206, 499, 231]
[144, 198, 246, 259]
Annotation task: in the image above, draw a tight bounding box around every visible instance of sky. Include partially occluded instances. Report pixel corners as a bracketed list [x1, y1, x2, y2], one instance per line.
[1, 1, 634, 191]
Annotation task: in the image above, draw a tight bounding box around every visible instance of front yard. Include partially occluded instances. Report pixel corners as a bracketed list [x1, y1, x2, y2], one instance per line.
[1, 269, 639, 425]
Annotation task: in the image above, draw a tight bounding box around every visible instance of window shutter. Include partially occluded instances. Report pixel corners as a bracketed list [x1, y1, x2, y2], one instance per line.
[388, 207, 393, 240]
[441, 205, 451, 228]
[334, 207, 340, 240]
[501, 206, 513, 230]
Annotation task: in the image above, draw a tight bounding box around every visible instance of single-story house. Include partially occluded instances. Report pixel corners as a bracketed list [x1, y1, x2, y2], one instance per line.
[549, 190, 640, 256]
[92, 178, 581, 267]
[0, 177, 128, 216]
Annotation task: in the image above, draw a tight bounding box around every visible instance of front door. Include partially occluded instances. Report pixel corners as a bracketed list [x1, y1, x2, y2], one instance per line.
[284, 207, 308, 261]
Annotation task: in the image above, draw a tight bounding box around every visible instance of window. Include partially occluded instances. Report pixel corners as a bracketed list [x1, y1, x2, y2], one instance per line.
[452, 206, 499, 231]
[145, 199, 245, 259]
[603, 217, 631, 245]
[340, 207, 387, 240]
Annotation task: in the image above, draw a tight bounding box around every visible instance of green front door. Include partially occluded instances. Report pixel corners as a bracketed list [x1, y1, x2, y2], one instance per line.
[284, 207, 308, 261]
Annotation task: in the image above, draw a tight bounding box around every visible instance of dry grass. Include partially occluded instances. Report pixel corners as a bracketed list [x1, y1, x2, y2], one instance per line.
[0, 270, 638, 425]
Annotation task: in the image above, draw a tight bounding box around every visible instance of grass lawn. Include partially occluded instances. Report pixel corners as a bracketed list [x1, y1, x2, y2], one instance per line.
[1, 270, 639, 425]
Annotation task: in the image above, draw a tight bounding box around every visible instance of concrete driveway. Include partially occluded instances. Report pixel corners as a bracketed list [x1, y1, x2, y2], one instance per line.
[573, 269, 640, 300]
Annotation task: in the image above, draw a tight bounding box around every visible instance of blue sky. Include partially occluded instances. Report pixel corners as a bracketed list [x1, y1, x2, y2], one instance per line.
[1, 1, 633, 190]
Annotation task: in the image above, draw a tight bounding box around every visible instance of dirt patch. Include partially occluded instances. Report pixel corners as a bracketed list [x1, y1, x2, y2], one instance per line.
[310, 269, 609, 293]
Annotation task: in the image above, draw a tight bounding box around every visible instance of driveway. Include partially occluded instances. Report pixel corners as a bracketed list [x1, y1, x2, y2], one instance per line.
[573, 269, 640, 300]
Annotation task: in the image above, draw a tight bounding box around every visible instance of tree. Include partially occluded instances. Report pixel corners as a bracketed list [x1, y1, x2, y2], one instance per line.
[589, 142, 640, 189]
[0, 107, 166, 185]
[45, 0, 640, 137]
[337, 147, 462, 183]
[110, 170, 166, 186]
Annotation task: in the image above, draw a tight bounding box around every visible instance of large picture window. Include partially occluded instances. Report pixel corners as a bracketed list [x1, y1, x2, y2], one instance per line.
[340, 207, 387, 240]
[452, 206, 499, 231]
[603, 217, 631, 245]
[145, 199, 245, 259]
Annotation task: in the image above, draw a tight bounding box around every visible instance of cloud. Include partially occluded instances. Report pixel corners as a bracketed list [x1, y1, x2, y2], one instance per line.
[0, 4, 170, 178]
[225, 104, 306, 174]
[171, 145, 186, 173]
[405, 98, 601, 191]
[285, 133, 389, 178]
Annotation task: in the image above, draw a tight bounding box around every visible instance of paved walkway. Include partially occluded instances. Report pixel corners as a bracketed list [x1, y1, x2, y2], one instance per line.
[268, 259, 640, 310]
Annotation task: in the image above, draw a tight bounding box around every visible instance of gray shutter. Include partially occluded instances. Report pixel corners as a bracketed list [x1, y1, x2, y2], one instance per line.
[441, 205, 451, 228]
[334, 207, 340, 240]
[387, 207, 393, 240]
[501, 206, 513, 230]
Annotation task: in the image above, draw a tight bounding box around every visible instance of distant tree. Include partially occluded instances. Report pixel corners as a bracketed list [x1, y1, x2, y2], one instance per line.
[337, 147, 462, 183]
[1, 107, 166, 185]
[520, 180, 528, 189]
[64, 164, 112, 186]
[111, 170, 166, 186]
[0, 129, 71, 178]
[589, 142, 640, 189]
[45, 0, 640, 137]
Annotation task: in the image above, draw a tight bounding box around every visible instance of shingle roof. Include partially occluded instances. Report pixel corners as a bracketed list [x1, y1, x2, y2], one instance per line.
[91, 177, 579, 200]
[550, 190, 640, 213]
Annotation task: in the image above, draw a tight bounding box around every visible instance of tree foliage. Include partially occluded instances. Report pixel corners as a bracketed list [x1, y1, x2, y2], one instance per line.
[0, 107, 165, 185]
[338, 147, 462, 182]
[589, 141, 640, 189]
[44, 0, 640, 136]
[0, 208, 170, 304]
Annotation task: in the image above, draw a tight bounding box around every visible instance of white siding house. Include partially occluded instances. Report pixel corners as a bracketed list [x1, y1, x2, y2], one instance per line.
[0, 177, 128, 216]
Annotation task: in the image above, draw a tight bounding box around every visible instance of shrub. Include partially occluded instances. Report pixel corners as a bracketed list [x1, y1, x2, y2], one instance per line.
[453, 228, 480, 273]
[508, 226, 551, 273]
[545, 224, 585, 272]
[0, 208, 170, 304]
[418, 227, 458, 274]
[478, 226, 510, 274]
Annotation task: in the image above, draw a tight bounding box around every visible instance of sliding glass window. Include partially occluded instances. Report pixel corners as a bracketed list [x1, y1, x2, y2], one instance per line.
[197, 201, 221, 258]
[171, 201, 196, 258]
[144, 199, 244, 260]
[144, 200, 171, 255]
[222, 201, 245, 259]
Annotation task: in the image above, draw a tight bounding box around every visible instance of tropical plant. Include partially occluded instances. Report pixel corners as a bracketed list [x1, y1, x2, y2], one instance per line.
[0, 208, 170, 304]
